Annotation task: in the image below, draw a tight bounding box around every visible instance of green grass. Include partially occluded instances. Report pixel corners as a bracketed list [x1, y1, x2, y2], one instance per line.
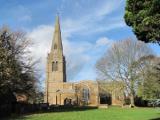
[12, 107, 160, 120]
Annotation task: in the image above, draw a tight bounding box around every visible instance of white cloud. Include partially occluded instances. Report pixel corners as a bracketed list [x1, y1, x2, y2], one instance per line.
[95, 0, 122, 17]
[59, 0, 125, 36]
[27, 25, 54, 71]
[96, 37, 113, 47]
[60, 17, 125, 37]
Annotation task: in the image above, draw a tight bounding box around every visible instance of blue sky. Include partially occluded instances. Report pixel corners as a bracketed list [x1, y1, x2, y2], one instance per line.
[0, 0, 160, 82]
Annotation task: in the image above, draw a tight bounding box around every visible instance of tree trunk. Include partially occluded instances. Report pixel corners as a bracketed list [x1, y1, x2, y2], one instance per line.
[130, 93, 135, 108]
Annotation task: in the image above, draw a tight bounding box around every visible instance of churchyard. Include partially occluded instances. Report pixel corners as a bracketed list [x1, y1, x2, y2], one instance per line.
[10, 107, 159, 120]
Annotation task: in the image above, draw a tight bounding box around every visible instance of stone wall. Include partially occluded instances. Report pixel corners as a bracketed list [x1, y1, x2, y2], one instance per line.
[45, 80, 99, 106]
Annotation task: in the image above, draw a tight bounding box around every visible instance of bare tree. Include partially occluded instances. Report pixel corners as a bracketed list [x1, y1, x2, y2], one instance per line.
[96, 38, 153, 106]
[134, 55, 160, 99]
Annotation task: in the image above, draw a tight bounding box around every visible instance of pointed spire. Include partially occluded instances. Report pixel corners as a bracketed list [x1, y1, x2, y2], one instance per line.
[51, 15, 63, 52]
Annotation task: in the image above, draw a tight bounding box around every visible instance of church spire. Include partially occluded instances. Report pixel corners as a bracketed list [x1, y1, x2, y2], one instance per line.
[51, 15, 63, 52]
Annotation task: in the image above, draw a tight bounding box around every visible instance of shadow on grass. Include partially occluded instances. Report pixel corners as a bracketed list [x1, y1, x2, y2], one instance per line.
[4, 106, 98, 120]
[149, 118, 160, 120]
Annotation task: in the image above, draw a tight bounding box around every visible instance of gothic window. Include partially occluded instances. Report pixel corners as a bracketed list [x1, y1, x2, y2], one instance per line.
[54, 44, 57, 49]
[52, 61, 58, 71]
[82, 88, 90, 102]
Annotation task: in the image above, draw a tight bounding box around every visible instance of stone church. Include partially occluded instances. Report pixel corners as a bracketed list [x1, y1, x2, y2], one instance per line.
[44, 16, 99, 106]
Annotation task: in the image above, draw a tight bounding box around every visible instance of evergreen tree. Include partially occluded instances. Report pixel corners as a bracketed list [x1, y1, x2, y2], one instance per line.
[124, 0, 160, 44]
[0, 27, 40, 104]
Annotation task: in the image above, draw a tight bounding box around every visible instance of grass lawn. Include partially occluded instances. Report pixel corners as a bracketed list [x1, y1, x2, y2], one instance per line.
[11, 107, 160, 120]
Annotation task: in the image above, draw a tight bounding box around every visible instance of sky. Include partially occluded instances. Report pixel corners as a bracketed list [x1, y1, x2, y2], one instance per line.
[0, 0, 160, 83]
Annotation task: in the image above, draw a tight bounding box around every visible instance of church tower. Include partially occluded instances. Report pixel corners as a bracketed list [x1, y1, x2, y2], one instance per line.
[45, 16, 66, 103]
[47, 16, 66, 83]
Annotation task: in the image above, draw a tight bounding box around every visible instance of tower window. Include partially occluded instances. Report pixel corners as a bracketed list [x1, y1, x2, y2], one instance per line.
[52, 61, 58, 71]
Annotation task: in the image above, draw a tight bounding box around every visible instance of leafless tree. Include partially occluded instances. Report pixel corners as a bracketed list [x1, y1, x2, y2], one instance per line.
[96, 38, 153, 106]
[134, 55, 160, 99]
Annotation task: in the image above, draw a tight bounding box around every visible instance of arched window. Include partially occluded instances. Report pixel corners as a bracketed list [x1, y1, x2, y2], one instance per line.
[52, 61, 58, 71]
[82, 88, 90, 102]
